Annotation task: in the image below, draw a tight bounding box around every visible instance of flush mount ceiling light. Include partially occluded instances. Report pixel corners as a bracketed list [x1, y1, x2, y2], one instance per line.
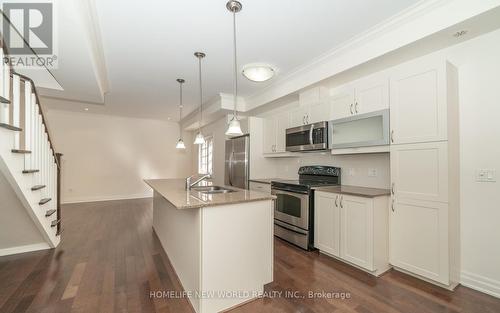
[194, 52, 206, 145]
[242, 64, 275, 82]
[175, 78, 186, 149]
[225, 0, 244, 136]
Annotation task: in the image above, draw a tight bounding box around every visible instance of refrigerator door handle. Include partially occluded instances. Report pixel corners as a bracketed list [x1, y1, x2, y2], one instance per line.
[228, 151, 234, 186]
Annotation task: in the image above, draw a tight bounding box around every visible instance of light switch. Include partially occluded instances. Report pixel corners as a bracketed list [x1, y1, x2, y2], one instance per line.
[368, 168, 378, 177]
[476, 169, 496, 182]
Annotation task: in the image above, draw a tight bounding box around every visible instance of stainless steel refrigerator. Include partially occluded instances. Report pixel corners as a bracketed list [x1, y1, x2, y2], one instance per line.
[225, 134, 250, 189]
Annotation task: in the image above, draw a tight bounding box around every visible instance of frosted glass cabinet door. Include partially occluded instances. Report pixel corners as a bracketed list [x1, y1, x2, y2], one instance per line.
[390, 60, 448, 144]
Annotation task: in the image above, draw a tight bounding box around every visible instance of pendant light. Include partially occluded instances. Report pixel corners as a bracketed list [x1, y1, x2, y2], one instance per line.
[175, 78, 186, 149]
[194, 52, 206, 145]
[225, 0, 244, 136]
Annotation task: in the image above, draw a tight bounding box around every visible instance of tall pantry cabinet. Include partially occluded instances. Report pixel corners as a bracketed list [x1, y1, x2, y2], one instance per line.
[389, 55, 460, 289]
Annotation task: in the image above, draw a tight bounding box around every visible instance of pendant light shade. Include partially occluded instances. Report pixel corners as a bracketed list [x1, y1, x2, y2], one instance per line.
[194, 132, 205, 145]
[175, 78, 186, 149]
[225, 0, 243, 137]
[176, 139, 186, 149]
[194, 52, 206, 144]
[225, 118, 243, 136]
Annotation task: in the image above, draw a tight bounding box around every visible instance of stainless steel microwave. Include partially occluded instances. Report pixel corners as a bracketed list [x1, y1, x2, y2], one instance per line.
[328, 109, 390, 149]
[286, 121, 329, 152]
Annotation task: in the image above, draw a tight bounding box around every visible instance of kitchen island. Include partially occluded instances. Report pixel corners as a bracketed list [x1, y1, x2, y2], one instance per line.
[144, 179, 275, 313]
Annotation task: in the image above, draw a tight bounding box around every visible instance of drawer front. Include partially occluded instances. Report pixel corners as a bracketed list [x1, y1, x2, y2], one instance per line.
[249, 181, 271, 193]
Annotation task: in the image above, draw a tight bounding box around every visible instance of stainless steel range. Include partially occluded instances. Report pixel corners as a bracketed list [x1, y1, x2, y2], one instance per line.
[271, 166, 341, 250]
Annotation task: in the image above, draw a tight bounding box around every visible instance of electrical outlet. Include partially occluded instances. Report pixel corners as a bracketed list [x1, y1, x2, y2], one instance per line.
[476, 169, 496, 182]
[368, 168, 378, 177]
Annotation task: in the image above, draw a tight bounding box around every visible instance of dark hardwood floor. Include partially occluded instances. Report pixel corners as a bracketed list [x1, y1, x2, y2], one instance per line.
[1, 198, 499, 313]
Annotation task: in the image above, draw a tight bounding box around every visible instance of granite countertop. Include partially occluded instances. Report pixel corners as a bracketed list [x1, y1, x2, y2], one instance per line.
[145, 179, 275, 209]
[313, 185, 391, 198]
[249, 178, 284, 184]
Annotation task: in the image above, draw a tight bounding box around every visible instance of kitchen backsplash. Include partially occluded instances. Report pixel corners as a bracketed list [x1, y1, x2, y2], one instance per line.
[271, 152, 390, 189]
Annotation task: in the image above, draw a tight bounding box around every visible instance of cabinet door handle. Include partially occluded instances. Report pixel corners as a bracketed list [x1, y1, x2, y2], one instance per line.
[340, 195, 343, 208]
[335, 195, 338, 207]
[302, 115, 306, 125]
[391, 198, 395, 212]
[390, 130, 394, 143]
[391, 183, 395, 195]
[306, 115, 309, 124]
[350, 103, 354, 115]
[355, 102, 359, 113]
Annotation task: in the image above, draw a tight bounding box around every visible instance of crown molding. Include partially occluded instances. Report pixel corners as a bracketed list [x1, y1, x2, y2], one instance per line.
[244, 0, 500, 111]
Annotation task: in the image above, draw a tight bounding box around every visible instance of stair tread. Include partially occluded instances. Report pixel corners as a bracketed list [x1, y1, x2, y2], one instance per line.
[22, 169, 39, 174]
[51, 219, 61, 227]
[12, 149, 31, 154]
[31, 185, 46, 191]
[39, 198, 51, 205]
[0, 123, 22, 131]
[0, 96, 11, 104]
[45, 209, 56, 217]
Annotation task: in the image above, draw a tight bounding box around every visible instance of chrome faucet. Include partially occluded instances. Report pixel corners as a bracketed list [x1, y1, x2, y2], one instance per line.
[185, 174, 212, 190]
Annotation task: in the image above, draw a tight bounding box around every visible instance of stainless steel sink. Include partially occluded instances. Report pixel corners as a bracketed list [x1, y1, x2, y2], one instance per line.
[192, 186, 236, 194]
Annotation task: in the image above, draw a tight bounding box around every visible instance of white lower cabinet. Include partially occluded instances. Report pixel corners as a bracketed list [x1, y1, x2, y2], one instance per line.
[315, 191, 390, 276]
[389, 198, 449, 284]
[314, 192, 340, 257]
[249, 181, 271, 193]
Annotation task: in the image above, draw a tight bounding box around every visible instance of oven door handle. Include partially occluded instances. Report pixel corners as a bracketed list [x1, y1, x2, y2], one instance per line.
[274, 220, 308, 235]
[272, 188, 309, 195]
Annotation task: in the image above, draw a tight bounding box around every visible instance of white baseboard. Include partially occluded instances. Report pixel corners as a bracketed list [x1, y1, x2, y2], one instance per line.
[461, 271, 500, 299]
[0, 242, 51, 256]
[62, 193, 152, 204]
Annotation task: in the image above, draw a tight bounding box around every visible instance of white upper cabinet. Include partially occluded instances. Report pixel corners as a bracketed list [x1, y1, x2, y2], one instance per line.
[314, 192, 341, 257]
[289, 106, 309, 127]
[275, 113, 288, 152]
[329, 85, 354, 120]
[262, 112, 290, 155]
[390, 59, 452, 144]
[262, 117, 276, 154]
[308, 100, 331, 124]
[352, 74, 389, 114]
[329, 72, 389, 121]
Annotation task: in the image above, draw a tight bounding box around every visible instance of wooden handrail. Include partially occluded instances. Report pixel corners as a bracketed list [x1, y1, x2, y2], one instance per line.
[1, 45, 60, 169]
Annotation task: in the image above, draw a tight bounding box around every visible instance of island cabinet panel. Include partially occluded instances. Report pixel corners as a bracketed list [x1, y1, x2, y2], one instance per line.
[200, 200, 274, 313]
[152, 192, 202, 312]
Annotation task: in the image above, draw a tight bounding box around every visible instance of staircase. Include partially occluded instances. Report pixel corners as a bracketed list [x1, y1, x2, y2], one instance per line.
[0, 45, 62, 253]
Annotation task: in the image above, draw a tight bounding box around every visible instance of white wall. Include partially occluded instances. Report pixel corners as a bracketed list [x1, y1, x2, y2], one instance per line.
[191, 116, 248, 186]
[45, 109, 193, 203]
[0, 172, 46, 254]
[442, 30, 500, 296]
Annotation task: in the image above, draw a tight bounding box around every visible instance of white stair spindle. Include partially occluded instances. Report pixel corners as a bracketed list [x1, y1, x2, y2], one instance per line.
[31, 93, 37, 171]
[12, 75, 21, 149]
[24, 81, 32, 169]
[0, 49, 10, 124]
[37, 113, 43, 184]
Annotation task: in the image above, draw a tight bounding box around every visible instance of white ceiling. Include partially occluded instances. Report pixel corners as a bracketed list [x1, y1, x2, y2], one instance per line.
[43, 0, 422, 120]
